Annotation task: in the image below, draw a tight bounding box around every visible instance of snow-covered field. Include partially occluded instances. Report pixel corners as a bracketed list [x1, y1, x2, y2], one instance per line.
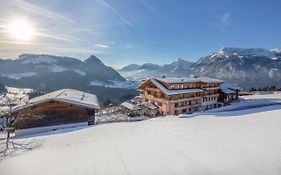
[1, 94, 281, 175]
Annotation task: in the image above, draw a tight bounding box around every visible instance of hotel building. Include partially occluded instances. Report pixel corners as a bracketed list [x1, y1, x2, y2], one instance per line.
[137, 76, 224, 115]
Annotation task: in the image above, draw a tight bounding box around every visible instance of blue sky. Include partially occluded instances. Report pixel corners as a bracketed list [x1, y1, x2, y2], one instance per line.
[0, 0, 281, 68]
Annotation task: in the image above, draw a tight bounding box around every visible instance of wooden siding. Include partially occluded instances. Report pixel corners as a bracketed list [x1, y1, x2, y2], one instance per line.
[13, 101, 95, 129]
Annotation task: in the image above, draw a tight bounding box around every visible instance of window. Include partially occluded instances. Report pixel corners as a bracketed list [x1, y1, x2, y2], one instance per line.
[182, 109, 187, 113]
[175, 103, 178, 107]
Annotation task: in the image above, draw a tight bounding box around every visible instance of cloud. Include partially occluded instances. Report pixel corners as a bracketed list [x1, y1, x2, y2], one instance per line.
[95, 44, 109, 48]
[7, 0, 73, 23]
[221, 12, 231, 26]
[211, 12, 231, 32]
[136, 0, 157, 14]
[97, 0, 134, 42]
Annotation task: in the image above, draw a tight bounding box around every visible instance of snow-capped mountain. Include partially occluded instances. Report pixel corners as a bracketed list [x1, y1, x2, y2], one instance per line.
[191, 47, 281, 88]
[0, 54, 138, 101]
[120, 47, 281, 89]
[119, 58, 194, 80]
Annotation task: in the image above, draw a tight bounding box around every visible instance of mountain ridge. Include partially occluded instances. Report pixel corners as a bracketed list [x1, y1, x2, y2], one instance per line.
[0, 54, 137, 102]
[119, 47, 281, 89]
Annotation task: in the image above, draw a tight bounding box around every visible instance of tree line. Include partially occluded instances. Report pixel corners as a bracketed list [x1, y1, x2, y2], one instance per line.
[249, 85, 281, 92]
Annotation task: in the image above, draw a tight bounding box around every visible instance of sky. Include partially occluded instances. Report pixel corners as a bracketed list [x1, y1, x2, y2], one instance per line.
[0, 0, 281, 68]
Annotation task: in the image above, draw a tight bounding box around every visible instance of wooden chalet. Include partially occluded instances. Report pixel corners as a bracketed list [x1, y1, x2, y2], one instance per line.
[11, 89, 99, 136]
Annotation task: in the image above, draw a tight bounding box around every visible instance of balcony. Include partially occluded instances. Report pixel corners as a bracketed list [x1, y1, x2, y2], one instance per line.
[140, 94, 167, 103]
[203, 87, 220, 90]
[203, 94, 219, 98]
[145, 87, 161, 92]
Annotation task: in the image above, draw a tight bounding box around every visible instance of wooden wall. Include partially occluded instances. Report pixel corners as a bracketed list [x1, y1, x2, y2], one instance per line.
[13, 101, 95, 129]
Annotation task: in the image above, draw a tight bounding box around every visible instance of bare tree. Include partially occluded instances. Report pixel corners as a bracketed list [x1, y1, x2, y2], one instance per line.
[0, 90, 34, 156]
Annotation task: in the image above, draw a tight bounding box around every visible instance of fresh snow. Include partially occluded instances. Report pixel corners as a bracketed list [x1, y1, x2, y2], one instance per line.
[1, 94, 281, 175]
[1, 72, 36, 80]
[26, 89, 99, 110]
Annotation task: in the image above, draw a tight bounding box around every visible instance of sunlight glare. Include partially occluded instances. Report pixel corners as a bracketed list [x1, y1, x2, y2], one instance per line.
[7, 19, 35, 41]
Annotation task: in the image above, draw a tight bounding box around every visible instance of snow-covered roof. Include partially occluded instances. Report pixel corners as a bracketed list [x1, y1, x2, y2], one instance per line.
[14, 89, 99, 111]
[220, 83, 241, 91]
[156, 76, 224, 84]
[150, 79, 203, 95]
[221, 88, 235, 94]
[7, 87, 34, 94]
[121, 102, 141, 111]
[142, 102, 158, 110]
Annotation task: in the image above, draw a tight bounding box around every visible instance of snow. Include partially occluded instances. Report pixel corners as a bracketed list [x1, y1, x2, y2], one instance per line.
[6, 87, 33, 94]
[149, 79, 203, 95]
[270, 48, 281, 53]
[0, 87, 32, 108]
[142, 102, 158, 110]
[17, 89, 100, 110]
[49, 64, 68, 72]
[1, 93, 281, 175]
[221, 88, 235, 94]
[121, 102, 141, 111]
[156, 76, 224, 84]
[1, 105, 281, 174]
[21, 55, 57, 64]
[74, 69, 86, 76]
[220, 83, 241, 91]
[213, 47, 281, 59]
[1, 72, 36, 80]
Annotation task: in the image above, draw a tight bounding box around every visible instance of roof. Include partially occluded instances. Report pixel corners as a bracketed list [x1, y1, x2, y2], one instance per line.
[156, 76, 224, 84]
[14, 89, 99, 111]
[150, 79, 203, 95]
[221, 88, 235, 94]
[121, 102, 141, 111]
[220, 83, 241, 91]
[142, 102, 158, 110]
[6, 87, 34, 94]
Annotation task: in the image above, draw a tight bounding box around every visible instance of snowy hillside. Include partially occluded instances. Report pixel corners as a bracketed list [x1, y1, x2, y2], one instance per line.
[1, 94, 281, 175]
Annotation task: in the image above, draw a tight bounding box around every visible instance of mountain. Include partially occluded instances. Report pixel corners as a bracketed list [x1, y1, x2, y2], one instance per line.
[0, 54, 138, 102]
[190, 47, 281, 89]
[119, 47, 281, 89]
[118, 58, 194, 80]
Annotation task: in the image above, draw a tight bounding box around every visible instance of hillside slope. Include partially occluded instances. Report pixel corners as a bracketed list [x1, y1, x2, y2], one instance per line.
[1, 94, 281, 175]
[0, 54, 137, 102]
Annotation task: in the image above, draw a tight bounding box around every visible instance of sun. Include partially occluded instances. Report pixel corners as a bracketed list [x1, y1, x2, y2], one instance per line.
[6, 19, 35, 41]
